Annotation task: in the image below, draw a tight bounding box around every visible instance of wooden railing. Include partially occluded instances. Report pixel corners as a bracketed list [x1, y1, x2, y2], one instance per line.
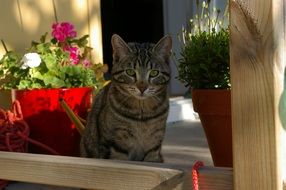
[0, 151, 234, 190]
[0, 151, 193, 190]
[0, 151, 285, 190]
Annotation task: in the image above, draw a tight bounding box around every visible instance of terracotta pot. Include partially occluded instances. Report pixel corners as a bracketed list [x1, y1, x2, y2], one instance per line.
[192, 89, 232, 167]
[12, 87, 93, 156]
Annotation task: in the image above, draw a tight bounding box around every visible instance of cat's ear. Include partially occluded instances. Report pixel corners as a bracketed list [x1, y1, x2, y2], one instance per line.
[111, 34, 132, 62]
[153, 35, 172, 62]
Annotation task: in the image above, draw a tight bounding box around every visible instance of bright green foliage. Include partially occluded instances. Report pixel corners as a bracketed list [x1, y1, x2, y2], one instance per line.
[0, 33, 104, 90]
[178, 28, 230, 89]
[177, 0, 230, 89]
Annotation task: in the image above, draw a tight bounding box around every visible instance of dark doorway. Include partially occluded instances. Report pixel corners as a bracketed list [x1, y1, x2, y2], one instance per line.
[100, 0, 164, 73]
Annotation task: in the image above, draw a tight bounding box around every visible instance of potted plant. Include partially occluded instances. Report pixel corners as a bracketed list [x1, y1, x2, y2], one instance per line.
[0, 22, 107, 156]
[178, 0, 231, 167]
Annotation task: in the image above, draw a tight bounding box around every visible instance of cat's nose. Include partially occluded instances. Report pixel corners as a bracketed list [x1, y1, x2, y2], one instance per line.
[136, 82, 148, 93]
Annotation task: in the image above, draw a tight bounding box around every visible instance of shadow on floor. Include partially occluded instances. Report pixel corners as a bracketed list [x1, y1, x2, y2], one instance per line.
[162, 120, 213, 167]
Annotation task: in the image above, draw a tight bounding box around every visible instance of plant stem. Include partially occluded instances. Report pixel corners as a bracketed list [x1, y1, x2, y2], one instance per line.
[1, 39, 8, 53]
[214, 10, 221, 31]
[16, 0, 24, 31]
[207, 2, 211, 34]
[52, 0, 58, 23]
[195, 0, 201, 33]
[200, 2, 205, 31]
[222, 2, 229, 27]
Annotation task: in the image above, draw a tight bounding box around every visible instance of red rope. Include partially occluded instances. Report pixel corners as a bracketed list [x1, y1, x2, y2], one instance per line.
[192, 161, 204, 190]
[0, 100, 60, 189]
[0, 180, 7, 190]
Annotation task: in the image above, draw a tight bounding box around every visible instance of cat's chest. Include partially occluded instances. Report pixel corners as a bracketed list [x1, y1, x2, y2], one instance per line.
[103, 112, 165, 146]
[99, 100, 167, 149]
[109, 119, 160, 139]
[112, 121, 163, 150]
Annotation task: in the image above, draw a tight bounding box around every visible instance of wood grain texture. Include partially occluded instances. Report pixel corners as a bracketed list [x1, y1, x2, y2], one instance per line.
[0, 152, 192, 190]
[198, 167, 233, 190]
[0, 151, 285, 190]
[230, 0, 286, 189]
[198, 167, 286, 190]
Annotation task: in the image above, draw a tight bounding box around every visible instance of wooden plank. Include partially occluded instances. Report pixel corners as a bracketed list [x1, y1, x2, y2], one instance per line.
[230, 0, 286, 189]
[199, 167, 286, 190]
[0, 152, 192, 190]
[198, 167, 233, 190]
[0, 152, 284, 190]
[198, 167, 286, 190]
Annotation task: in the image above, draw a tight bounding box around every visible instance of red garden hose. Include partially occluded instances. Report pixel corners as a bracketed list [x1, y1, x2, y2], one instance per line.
[192, 161, 204, 190]
[0, 100, 59, 189]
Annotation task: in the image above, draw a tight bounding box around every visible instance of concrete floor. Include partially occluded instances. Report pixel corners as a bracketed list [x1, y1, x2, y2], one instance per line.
[163, 120, 213, 167]
[5, 98, 213, 189]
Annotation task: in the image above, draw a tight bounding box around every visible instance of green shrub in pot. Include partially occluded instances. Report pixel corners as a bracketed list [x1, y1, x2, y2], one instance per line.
[178, 0, 230, 89]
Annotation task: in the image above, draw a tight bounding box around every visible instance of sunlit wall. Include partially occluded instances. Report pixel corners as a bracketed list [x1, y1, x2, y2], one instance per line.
[0, 0, 102, 62]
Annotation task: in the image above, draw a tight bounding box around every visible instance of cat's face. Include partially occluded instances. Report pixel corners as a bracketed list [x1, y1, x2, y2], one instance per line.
[111, 35, 172, 99]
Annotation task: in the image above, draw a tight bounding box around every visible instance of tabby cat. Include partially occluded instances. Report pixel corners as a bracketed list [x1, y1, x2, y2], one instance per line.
[80, 34, 172, 162]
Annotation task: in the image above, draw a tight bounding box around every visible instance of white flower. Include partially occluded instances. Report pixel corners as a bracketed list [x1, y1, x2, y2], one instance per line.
[202, 1, 206, 8]
[21, 53, 41, 69]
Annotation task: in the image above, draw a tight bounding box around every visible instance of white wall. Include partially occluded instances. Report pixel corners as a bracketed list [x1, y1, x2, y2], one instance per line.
[163, 0, 192, 96]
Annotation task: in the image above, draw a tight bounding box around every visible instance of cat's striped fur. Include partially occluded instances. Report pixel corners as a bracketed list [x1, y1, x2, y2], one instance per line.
[81, 34, 172, 162]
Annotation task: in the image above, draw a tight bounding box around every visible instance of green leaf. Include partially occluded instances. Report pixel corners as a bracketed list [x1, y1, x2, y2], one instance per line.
[70, 35, 89, 47]
[31, 41, 39, 47]
[40, 32, 48, 43]
[42, 54, 58, 71]
[18, 80, 32, 89]
[31, 70, 44, 80]
[43, 74, 65, 88]
[36, 43, 50, 54]
[31, 83, 43, 89]
[51, 38, 57, 44]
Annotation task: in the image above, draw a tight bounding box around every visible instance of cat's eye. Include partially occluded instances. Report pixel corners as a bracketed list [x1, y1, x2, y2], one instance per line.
[149, 70, 159, 77]
[126, 69, 136, 76]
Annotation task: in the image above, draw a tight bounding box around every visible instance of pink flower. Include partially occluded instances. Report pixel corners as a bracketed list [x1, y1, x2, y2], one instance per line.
[64, 46, 80, 65]
[52, 22, 77, 42]
[83, 59, 91, 68]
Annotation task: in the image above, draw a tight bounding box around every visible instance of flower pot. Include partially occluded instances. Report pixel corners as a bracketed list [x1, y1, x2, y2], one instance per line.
[12, 87, 93, 156]
[192, 89, 232, 167]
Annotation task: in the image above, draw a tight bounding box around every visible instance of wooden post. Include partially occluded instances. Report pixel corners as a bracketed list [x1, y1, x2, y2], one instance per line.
[230, 0, 286, 189]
